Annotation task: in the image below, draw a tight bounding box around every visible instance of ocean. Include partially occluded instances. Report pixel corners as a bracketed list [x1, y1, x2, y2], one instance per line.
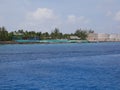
[0, 42, 120, 90]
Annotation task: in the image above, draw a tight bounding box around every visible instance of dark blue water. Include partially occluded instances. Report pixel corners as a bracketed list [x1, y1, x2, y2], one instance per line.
[0, 43, 120, 90]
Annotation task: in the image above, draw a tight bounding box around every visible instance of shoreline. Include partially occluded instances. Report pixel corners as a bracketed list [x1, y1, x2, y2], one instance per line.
[0, 40, 120, 45]
[0, 41, 76, 44]
[0, 40, 88, 44]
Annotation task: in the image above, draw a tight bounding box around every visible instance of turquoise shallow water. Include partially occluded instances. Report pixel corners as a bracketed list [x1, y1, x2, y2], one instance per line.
[15, 39, 88, 43]
[0, 42, 120, 90]
[15, 39, 69, 43]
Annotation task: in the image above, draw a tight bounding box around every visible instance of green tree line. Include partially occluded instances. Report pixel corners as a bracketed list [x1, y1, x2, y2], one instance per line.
[0, 26, 94, 41]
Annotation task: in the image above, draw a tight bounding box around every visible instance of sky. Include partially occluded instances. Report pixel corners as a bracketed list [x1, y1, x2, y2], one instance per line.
[0, 0, 120, 33]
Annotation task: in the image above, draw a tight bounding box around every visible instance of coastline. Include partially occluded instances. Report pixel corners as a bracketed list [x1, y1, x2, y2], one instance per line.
[0, 41, 55, 44]
[0, 40, 87, 44]
[0, 40, 120, 44]
[0, 41, 72, 44]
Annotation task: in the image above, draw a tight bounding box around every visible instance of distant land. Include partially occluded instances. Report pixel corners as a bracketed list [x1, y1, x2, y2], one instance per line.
[0, 26, 120, 44]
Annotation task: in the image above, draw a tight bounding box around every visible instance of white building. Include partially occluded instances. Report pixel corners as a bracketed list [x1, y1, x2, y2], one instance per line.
[117, 34, 120, 41]
[87, 33, 98, 42]
[70, 36, 80, 40]
[86, 33, 120, 42]
[97, 33, 109, 41]
[109, 34, 120, 41]
[109, 34, 117, 41]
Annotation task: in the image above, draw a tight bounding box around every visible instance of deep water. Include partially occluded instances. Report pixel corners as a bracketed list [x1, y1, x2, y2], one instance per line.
[0, 42, 120, 90]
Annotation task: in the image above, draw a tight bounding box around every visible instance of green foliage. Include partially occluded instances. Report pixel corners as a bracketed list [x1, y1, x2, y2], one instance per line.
[63, 34, 70, 39]
[0, 26, 94, 41]
[41, 32, 50, 39]
[0, 27, 9, 41]
[51, 28, 63, 39]
[74, 29, 88, 40]
[8, 32, 14, 40]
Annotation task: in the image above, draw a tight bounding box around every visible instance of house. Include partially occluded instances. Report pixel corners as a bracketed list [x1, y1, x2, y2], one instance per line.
[97, 33, 109, 41]
[70, 36, 80, 40]
[109, 34, 120, 41]
[12, 32, 23, 40]
[87, 33, 98, 42]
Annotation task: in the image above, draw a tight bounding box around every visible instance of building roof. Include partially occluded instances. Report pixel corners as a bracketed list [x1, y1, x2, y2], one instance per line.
[70, 36, 80, 40]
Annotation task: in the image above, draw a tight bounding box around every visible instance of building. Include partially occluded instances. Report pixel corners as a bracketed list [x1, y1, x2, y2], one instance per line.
[87, 33, 98, 42]
[13, 32, 23, 40]
[109, 34, 120, 41]
[109, 34, 117, 41]
[117, 34, 120, 41]
[97, 33, 109, 42]
[87, 33, 120, 42]
[70, 36, 80, 40]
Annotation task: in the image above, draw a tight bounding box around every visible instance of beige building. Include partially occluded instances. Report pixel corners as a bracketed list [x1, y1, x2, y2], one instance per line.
[109, 34, 120, 41]
[109, 34, 117, 41]
[87, 33, 110, 42]
[117, 34, 120, 41]
[87, 33, 98, 42]
[97, 33, 109, 41]
[87, 33, 120, 42]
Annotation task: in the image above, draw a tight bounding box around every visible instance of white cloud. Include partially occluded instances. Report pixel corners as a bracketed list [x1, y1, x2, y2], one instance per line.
[114, 11, 120, 21]
[27, 8, 57, 21]
[67, 15, 76, 24]
[21, 8, 61, 32]
[23, 9, 91, 33]
[67, 15, 89, 24]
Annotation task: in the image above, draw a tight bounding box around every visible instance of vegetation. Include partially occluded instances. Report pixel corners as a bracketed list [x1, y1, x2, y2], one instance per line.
[0, 27, 9, 41]
[0, 26, 94, 41]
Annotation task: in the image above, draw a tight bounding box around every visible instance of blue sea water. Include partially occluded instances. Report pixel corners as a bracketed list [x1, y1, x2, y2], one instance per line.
[0, 42, 120, 90]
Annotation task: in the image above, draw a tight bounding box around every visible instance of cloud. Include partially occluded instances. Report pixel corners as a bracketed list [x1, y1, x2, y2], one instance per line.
[23, 8, 91, 33]
[21, 8, 61, 32]
[67, 15, 89, 24]
[114, 11, 120, 21]
[27, 8, 57, 22]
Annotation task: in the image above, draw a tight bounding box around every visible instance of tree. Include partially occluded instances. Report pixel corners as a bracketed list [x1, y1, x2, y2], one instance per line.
[63, 34, 70, 39]
[18, 29, 24, 34]
[36, 32, 42, 40]
[8, 32, 14, 40]
[88, 29, 94, 33]
[0, 26, 95, 41]
[42, 32, 50, 39]
[0, 26, 9, 41]
[74, 29, 88, 40]
[51, 28, 62, 39]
